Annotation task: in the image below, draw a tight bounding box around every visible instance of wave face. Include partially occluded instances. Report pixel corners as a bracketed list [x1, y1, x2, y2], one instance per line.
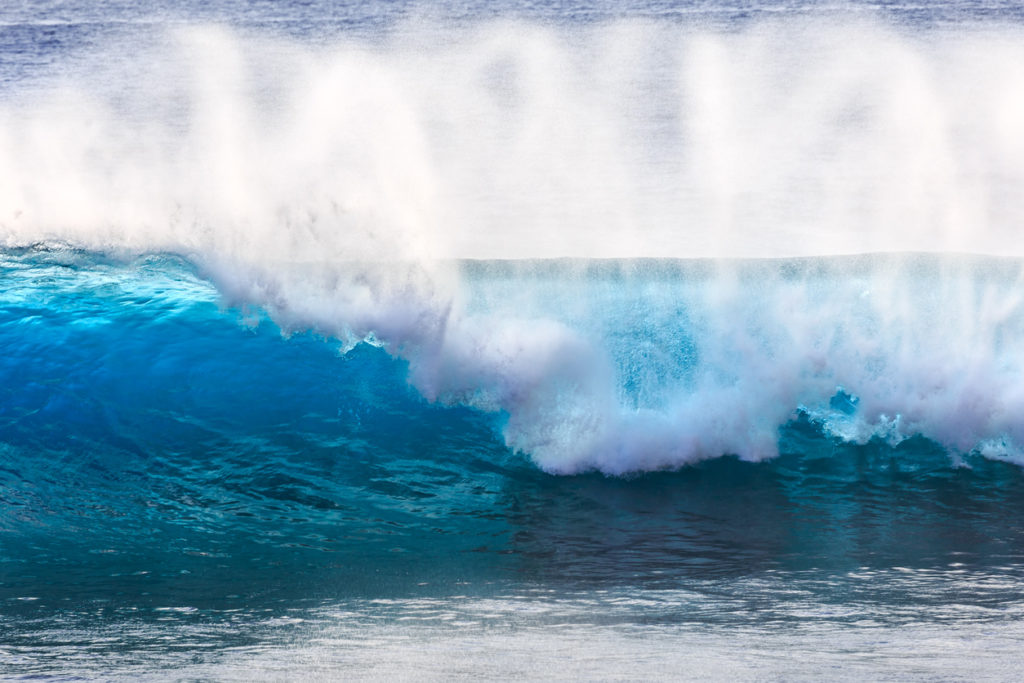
[4, 250, 1024, 588]
[6, 249, 1024, 477]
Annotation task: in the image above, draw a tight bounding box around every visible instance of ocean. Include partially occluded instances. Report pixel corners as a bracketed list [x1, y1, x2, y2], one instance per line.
[4, 1, 1024, 680]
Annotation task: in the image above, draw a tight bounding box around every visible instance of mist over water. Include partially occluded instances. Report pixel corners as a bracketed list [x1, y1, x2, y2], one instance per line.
[4, 18, 1024, 258]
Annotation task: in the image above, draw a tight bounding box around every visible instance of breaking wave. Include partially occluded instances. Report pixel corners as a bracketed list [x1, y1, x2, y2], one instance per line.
[3, 19, 1024, 474]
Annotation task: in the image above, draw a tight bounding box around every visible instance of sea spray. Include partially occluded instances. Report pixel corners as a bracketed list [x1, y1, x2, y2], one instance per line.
[5, 20, 1024, 257]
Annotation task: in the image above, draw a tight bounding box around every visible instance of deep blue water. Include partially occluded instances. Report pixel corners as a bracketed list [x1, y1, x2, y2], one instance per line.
[5, 1, 1024, 679]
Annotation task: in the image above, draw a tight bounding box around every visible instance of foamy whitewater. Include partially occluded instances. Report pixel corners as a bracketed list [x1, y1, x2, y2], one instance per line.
[4, 1, 1024, 680]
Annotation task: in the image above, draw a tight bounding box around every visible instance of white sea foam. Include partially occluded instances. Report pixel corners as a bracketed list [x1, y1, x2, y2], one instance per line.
[3, 20, 1024, 472]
